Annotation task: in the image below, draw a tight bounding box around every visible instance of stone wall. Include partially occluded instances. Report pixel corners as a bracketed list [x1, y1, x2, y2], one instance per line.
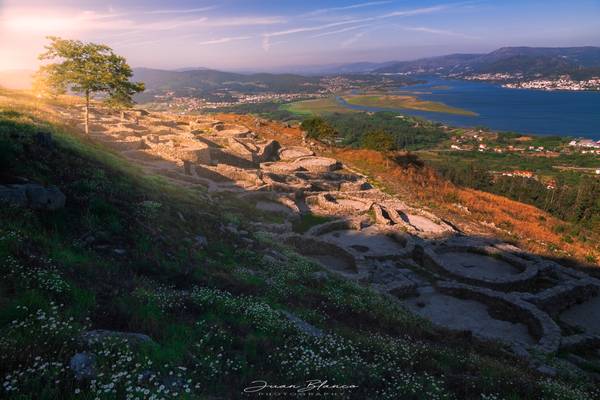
[437, 281, 561, 354]
[413, 245, 540, 291]
[523, 279, 600, 315]
[306, 217, 369, 237]
[283, 235, 358, 273]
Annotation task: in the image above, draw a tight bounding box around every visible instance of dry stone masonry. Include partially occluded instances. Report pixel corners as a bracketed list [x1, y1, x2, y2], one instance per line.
[73, 105, 600, 363]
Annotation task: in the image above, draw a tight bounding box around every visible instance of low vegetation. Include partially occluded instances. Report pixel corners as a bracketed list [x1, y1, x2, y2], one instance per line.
[281, 97, 356, 116]
[420, 150, 600, 237]
[342, 94, 478, 116]
[2, 91, 599, 399]
[301, 112, 449, 150]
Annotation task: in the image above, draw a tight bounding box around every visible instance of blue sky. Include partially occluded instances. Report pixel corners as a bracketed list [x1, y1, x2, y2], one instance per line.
[1, 0, 599, 71]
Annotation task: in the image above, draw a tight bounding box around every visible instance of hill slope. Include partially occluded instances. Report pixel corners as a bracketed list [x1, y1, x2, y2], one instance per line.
[1, 90, 599, 399]
[133, 67, 322, 102]
[374, 46, 600, 79]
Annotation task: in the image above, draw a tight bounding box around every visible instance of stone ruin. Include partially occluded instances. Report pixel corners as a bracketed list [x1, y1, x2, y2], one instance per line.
[77, 105, 600, 372]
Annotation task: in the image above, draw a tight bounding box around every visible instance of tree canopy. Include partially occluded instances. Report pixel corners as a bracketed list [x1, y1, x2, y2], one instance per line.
[300, 117, 338, 146]
[35, 36, 144, 132]
[361, 130, 396, 152]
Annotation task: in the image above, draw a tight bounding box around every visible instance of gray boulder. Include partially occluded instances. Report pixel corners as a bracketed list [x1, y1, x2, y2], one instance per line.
[0, 185, 27, 207]
[282, 311, 324, 337]
[80, 330, 153, 346]
[70, 352, 96, 380]
[194, 235, 208, 248]
[0, 184, 65, 210]
[309, 271, 329, 283]
[24, 184, 66, 210]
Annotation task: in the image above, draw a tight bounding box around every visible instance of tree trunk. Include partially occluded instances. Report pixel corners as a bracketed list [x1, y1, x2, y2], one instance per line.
[84, 90, 90, 134]
[120, 110, 125, 122]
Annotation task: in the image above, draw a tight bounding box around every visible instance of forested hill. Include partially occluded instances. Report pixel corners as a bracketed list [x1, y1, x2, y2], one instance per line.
[132, 67, 322, 102]
[373, 46, 600, 79]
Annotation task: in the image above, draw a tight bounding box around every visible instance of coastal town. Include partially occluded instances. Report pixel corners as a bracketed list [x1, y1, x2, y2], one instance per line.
[459, 73, 600, 91]
[149, 91, 324, 112]
[503, 78, 600, 91]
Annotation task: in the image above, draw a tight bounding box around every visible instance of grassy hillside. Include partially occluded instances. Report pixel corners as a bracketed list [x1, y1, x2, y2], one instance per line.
[0, 91, 598, 399]
[374, 47, 600, 79]
[133, 68, 322, 103]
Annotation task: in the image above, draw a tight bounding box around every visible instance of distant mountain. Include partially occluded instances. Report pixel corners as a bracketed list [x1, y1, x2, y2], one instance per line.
[374, 46, 600, 79]
[0, 69, 34, 89]
[263, 61, 400, 75]
[373, 54, 480, 74]
[171, 67, 210, 72]
[132, 67, 322, 102]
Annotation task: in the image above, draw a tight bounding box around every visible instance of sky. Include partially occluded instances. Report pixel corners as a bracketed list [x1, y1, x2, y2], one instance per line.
[1, 0, 599, 72]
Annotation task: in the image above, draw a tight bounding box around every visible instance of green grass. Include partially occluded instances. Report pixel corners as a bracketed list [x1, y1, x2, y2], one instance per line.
[419, 149, 600, 184]
[292, 213, 334, 233]
[0, 90, 598, 400]
[342, 94, 478, 116]
[281, 97, 357, 116]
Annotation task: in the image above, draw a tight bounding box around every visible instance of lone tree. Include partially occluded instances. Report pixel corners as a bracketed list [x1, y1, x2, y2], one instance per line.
[35, 36, 144, 134]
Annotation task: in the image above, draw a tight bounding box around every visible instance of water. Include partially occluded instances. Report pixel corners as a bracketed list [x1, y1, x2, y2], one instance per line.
[336, 77, 600, 139]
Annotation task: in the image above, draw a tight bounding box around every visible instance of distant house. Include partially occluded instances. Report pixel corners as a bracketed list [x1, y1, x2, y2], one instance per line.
[573, 139, 600, 148]
[503, 170, 535, 178]
[546, 180, 557, 190]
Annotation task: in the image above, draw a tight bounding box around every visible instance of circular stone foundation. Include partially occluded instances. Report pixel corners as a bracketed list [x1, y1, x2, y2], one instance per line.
[283, 235, 357, 273]
[559, 294, 600, 336]
[414, 245, 539, 291]
[318, 225, 411, 258]
[278, 146, 315, 161]
[404, 286, 536, 347]
[435, 282, 561, 354]
[307, 193, 373, 216]
[291, 156, 341, 173]
[443, 251, 521, 280]
[256, 201, 295, 215]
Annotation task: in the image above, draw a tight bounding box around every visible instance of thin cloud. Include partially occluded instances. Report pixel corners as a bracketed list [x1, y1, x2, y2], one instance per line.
[311, 24, 371, 38]
[145, 6, 217, 15]
[198, 36, 251, 45]
[403, 26, 478, 39]
[305, 1, 392, 16]
[202, 16, 285, 27]
[341, 30, 368, 48]
[264, 3, 458, 39]
[382, 5, 451, 18]
[3, 6, 283, 35]
[261, 36, 288, 52]
[264, 19, 363, 38]
[262, 37, 271, 52]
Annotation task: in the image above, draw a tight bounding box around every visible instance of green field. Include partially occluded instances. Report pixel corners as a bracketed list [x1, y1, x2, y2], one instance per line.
[343, 94, 478, 116]
[281, 97, 358, 115]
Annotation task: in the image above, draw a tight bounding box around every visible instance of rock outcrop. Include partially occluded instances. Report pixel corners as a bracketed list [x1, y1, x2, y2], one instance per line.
[0, 184, 66, 210]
